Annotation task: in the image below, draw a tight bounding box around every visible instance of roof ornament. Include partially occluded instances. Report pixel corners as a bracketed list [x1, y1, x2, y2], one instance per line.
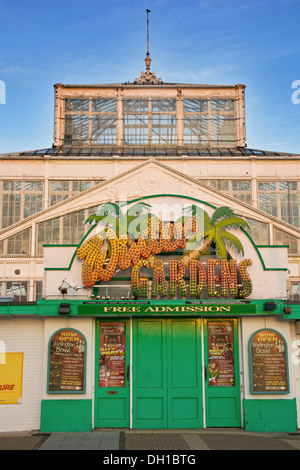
[135, 9, 163, 85]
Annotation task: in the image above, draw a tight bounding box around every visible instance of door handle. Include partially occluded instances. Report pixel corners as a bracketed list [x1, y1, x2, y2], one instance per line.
[204, 365, 207, 381]
[127, 365, 130, 383]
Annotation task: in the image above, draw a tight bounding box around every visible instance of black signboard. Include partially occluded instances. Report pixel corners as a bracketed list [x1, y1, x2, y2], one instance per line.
[48, 328, 86, 393]
[249, 329, 289, 394]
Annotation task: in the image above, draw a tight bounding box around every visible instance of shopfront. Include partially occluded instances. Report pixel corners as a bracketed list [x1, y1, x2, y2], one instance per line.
[1, 192, 298, 433]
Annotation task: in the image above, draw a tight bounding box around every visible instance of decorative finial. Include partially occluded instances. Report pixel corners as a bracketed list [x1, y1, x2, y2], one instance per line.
[135, 9, 163, 85]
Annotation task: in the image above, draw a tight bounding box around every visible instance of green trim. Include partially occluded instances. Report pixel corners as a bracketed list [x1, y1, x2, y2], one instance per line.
[43, 244, 78, 247]
[256, 244, 289, 248]
[0, 298, 289, 317]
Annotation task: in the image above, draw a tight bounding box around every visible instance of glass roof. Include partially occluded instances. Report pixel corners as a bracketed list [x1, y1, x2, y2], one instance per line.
[10, 146, 298, 158]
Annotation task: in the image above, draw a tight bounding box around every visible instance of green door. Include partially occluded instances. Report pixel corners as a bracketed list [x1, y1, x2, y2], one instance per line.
[204, 319, 241, 427]
[94, 320, 130, 428]
[132, 318, 203, 429]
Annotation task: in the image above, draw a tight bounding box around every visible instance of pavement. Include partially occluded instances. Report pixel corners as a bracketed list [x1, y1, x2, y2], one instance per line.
[1, 429, 300, 451]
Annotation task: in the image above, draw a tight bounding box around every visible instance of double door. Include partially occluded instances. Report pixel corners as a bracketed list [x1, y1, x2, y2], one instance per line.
[94, 318, 241, 429]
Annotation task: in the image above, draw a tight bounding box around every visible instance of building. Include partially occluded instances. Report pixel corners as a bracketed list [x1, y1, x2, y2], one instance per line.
[1, 44, 300, 433]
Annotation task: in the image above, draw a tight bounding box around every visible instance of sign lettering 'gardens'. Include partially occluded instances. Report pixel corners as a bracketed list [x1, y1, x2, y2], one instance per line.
[76, 203, 253, 300]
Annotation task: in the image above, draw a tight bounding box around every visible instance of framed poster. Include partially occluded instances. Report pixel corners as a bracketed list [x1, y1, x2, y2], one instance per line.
[48, 328, 86, 393]
[249, 329, 289, 394]
[0, 353, 23, 404]
[207, 320, 235, 387]
[99, 322, 126, 387]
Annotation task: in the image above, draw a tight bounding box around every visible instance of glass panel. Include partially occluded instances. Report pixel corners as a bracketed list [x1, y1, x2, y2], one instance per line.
[50, 181, 69, 192]
[24, 194, 43, 218]
[91, 115, 116, 144]
[62, 210, 86, 244]
[72, 181, 92, 192]
[7, 229, 31, 255]
[245, 218, 269, 245]
[258, 193, 277, 217]
[92, 99, 116, 113]
[183, 99, 208, 113]
[184, 116, 208, 143]
[210, 115, 235, 144]
[6, 282, 28, 302]
[152, 99, 176, 112]
[258, 182, 276, 191]
[123, 99, 148, 113]
[124, 115, 149, 144]
[36, 218, 60, 255]
[210, 99, 234, 112]
[3, 181, 21, 191]
[290, 282, 300, 300]
[280, 193, 299, 227]
[24, 181, 44, 191]
[274, 227, 300, 254]
[152, 114, 177, 144]
[2, 194, 21, 228]
[64, 114, 89, 145]
[35, 281, 43, 300]
[65, 99, 89, 112]
[232, 181, 251, 191]
[279, 181, 297, 191]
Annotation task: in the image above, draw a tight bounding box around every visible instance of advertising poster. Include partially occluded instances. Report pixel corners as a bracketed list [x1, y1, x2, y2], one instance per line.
[100, 322, 126, 387]
[250, 329, 288, 393]
[0, 352, 23, 404]
[208, 321, 235, 387]
[48, 329, 86, 393]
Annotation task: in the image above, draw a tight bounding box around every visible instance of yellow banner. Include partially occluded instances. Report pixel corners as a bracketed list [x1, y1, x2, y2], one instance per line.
[0, 353, 24, 404]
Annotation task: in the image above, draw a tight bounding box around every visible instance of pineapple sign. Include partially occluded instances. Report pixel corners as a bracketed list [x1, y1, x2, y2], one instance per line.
[77, 201, 253, 300]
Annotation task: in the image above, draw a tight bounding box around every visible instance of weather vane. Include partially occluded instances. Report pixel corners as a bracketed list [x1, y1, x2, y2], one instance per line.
[134, 9, 163, 85]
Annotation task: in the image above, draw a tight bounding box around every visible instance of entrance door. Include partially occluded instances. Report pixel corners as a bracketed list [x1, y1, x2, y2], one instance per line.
[94, 320, 130, 428]
[204, 319, 241, 427]
[132, 318, 203, 429]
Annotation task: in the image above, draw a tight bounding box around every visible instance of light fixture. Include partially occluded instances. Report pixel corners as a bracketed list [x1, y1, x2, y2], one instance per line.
[58, 303, 71, 314]
[264, 301, 277, 311]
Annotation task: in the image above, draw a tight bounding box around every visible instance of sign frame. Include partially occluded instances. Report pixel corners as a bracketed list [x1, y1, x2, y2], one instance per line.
[47, 328, 87, 394]
[249, 328, 289, 394]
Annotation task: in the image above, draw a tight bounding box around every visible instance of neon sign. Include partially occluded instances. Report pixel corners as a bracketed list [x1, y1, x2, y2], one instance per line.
[76, 207, 253, 300]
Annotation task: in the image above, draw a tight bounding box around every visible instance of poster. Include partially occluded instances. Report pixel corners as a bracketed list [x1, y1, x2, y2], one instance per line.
[208, 321, 235, 387]
[48, 329, 86, 393]
[100, 322, 126, 387]
[250, 329, 288, 393]
[0, 353, 23, 404]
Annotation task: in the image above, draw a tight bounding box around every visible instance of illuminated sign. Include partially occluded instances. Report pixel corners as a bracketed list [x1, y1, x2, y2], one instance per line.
[77, 203, 253, 300]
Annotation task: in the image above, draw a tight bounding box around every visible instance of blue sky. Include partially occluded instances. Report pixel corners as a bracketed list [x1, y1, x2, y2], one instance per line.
[0, 0, 299, 153]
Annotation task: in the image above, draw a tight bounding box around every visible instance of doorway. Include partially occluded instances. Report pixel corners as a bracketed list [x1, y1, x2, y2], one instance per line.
[132, 318, 203, 429]
[94, 317, 241, 429]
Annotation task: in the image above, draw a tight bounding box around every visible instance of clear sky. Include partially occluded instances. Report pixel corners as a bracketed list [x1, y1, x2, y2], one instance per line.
[0, 0, 299, 154]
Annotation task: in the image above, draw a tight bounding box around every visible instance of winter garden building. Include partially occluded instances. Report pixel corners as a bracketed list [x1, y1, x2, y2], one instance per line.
[1, 57, 300, 433]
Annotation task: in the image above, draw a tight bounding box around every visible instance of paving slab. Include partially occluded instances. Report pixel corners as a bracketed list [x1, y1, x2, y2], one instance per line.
[38, 431, 120, 450]
[1, 429, 300, 451]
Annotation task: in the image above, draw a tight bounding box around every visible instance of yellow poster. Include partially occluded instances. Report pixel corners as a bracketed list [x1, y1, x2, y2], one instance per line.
[0, 353, 24, 404]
